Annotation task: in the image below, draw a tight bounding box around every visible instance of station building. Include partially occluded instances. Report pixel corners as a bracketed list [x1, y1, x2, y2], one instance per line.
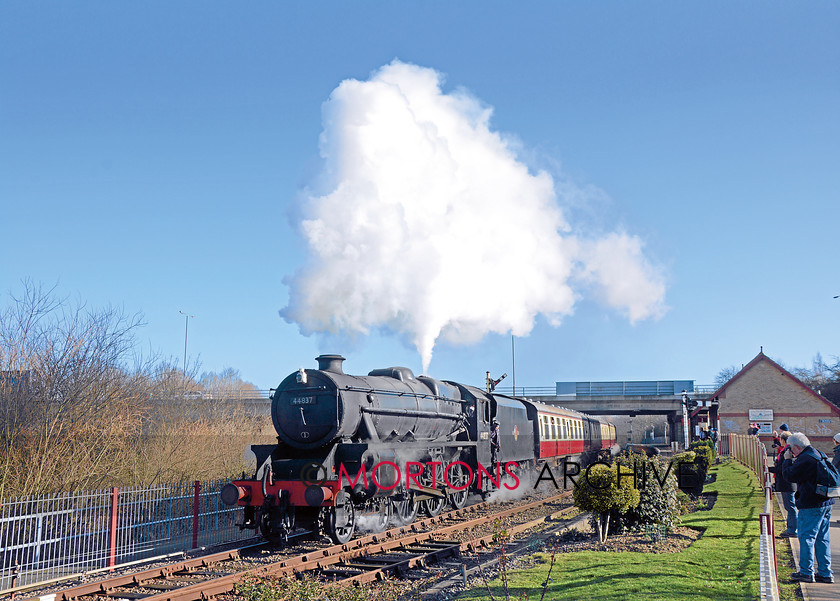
[706, 350, 840, 454]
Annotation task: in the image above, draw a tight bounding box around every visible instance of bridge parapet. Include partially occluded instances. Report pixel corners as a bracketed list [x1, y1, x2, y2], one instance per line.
[530, 394, 685, 415]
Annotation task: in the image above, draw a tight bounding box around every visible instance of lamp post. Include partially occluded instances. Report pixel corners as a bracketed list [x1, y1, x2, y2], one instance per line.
[179, 310, 194, 382]
[681, 390, 691, 450]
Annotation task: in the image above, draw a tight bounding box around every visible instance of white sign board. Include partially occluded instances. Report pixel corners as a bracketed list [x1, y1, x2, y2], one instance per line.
[749, 409, 774, 421]
[758, 423, 773, 435]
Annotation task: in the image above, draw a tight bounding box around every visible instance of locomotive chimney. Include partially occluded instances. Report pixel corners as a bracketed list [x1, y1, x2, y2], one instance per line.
[316, 354, 346, 374]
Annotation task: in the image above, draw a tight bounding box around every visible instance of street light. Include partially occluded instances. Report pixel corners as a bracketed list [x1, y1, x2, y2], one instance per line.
[179, 310, 195, 379]
[681, 390, 692, 450]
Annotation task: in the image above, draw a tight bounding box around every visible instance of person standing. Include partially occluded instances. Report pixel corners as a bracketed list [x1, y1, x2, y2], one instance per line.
[490, 418, 501, 470]
[834, 432, 840, 527]
[769, 431, 797, 537]
[782, 432, 834, 584]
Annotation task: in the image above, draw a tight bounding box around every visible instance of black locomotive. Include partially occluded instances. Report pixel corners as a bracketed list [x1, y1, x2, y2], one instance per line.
[221, 355, 616, 544]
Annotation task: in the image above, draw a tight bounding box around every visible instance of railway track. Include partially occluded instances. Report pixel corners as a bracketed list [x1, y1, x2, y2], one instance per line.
[28, 491, 573, 601]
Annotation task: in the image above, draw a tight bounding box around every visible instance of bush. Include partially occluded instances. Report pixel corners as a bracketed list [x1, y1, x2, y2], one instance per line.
[689, 440, 715, 471]
[673, 451, 705, 497]
[573, 462, 640, 542]
[606, 454, 682, 534]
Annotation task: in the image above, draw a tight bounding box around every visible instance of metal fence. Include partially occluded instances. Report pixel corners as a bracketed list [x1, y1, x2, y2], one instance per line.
[0, 479, 253, 593]
[726, 434, 780, 601]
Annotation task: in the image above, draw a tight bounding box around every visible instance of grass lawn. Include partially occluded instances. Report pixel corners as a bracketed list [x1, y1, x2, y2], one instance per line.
[456, 460, 777, 601]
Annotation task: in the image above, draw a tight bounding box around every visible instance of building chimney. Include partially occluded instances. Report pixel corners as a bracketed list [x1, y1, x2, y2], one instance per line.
[316, 354, 346, 374]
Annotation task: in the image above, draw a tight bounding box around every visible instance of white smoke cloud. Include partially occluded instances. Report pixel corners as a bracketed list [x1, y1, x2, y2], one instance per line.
[281, 60, 667, 371]
[577, 232, 667, 323]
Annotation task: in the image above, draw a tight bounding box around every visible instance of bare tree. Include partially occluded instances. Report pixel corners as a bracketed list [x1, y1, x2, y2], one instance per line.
[714, 365, 741, 388]
[0, 281, 148, 497]
[199, 367, 261, 399]
[1, 282, 275, 497]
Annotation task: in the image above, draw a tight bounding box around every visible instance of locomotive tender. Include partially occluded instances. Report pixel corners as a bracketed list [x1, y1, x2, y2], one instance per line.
[221, 355, 616, 544]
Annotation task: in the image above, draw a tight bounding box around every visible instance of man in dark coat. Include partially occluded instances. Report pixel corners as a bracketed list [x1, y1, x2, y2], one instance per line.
[490, 418, 501, 469]
[782, 432, 835, 584]
[769, 431, 797, 537]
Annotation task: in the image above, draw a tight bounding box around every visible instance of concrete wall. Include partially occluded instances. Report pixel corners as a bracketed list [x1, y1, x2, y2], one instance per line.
[716, 357, 840, 454]
[608, 415, 669, 445]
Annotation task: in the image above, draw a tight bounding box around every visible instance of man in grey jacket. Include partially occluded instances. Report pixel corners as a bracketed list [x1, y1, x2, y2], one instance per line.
[782, 433, 834, 584]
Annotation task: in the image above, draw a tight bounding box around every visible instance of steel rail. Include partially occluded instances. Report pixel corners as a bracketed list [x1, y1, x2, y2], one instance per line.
[135, 497, 570, 600]
[334, 495, 575, 585]
[37, 492, 570, 601]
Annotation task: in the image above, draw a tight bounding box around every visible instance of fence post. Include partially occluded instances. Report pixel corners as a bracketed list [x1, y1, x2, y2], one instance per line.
[192, 481, 200, 549]
[108, 487, 119, 569]
[11, 560, 19, 600]
[764, 467, 778, 571]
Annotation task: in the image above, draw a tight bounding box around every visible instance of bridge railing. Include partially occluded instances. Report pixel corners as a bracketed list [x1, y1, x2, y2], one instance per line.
[499, 384, 720, 398]
[492, 386, 558, 396]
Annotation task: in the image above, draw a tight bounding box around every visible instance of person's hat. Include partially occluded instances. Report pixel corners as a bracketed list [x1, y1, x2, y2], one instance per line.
[834, 432, 840, 444]
[779, 423, 790, 431]
[492, 418, 499, 425]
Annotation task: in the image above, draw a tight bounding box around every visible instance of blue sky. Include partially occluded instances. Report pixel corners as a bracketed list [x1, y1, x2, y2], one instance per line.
[2, 2, 838, 391]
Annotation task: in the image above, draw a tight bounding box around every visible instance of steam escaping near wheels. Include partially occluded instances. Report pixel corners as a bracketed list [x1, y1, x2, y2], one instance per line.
[281, 61, 667, 372]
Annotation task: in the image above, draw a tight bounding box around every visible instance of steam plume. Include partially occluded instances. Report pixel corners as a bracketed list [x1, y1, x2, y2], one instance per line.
[282, 61, 666, 371]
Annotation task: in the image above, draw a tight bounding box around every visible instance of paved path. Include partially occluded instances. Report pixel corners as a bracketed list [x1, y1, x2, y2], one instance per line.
[774, 490, 839, 600]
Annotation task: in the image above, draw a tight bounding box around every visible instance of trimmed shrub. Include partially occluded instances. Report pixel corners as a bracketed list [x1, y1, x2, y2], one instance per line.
[573, 462, 640, 542]
[606, 454, 682, 534]
[673, 451, 705, 497]
[689, 441, 715, 472]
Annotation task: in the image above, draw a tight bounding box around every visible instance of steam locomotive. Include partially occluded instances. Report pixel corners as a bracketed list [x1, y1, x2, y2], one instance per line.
[221, 355, 616, 544]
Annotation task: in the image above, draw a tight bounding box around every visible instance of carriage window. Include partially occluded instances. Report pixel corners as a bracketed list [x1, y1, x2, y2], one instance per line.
[551, 417, 557, 440]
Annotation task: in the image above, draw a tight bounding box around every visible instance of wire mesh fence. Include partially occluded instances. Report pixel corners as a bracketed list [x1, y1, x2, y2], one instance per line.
[0, 479, 254, 592]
